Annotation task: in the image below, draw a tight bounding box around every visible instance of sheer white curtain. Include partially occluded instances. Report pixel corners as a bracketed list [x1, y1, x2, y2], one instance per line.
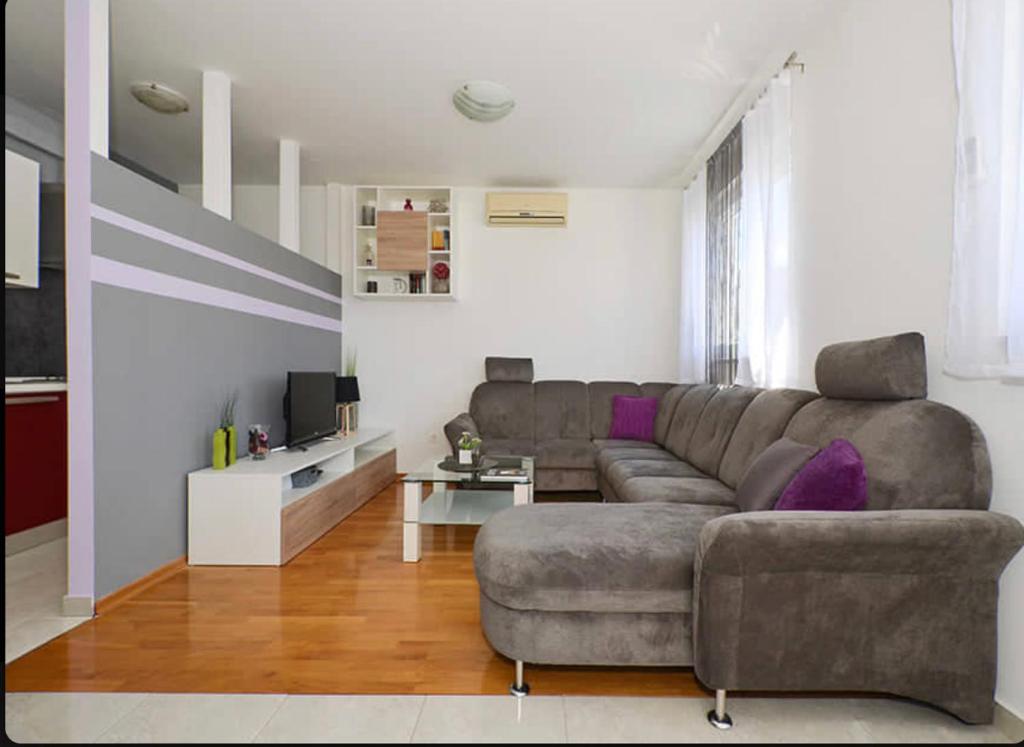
[736, 69, 792, 387]
[679, 165, 708, 383]
[946, 0, 1024, 379]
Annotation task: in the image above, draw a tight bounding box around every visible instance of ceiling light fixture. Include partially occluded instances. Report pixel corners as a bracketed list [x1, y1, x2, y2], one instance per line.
[130, 82, 190, 114]
[453, 80, 515, 122]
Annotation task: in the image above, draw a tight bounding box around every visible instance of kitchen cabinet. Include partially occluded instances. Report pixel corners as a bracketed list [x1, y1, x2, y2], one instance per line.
[5, 149, 41, 289]
[5, 390, 67, 535]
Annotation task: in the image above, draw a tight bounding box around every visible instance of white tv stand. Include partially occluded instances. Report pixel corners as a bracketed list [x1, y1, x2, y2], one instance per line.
[187, 428, 395, 565]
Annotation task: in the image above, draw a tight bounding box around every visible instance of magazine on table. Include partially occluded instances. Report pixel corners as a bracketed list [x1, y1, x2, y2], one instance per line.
[480, 466, 529, 483]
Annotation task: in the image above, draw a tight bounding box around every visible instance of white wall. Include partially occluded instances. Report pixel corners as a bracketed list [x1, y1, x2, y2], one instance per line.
[180, 184, 327, 265]
[342, 188, 682, 471]
[788, 0, 1024, 717]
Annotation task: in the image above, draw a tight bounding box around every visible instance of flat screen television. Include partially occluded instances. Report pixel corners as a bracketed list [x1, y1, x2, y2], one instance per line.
[284, 371, 337, 447]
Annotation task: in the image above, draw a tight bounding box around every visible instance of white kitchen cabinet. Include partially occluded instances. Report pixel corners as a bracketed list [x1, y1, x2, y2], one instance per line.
[5, 149, 40, 289]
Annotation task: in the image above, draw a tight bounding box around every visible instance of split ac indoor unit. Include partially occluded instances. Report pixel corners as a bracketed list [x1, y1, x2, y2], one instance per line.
[485, 192, 568, 226]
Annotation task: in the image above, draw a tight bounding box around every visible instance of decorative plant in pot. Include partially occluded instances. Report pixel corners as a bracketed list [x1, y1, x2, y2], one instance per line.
[432, 261, 450, 294]
[457, 431, 482, 465]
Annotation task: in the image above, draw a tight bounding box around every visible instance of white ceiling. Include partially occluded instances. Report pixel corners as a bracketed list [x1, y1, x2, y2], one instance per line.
[5, 0, 841, 188]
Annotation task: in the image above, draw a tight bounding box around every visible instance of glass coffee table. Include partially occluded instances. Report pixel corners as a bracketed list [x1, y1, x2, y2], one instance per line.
[402, 455, 534, 562]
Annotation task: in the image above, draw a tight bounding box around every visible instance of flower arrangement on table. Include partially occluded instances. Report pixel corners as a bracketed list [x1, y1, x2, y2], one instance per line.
[457, 431, 482, 465]
[432, 261, 450, 293]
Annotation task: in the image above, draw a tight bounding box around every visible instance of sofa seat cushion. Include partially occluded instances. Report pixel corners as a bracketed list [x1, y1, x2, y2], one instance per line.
[535, 439, 596, 470]
[474, 503, 735, 614]
[592, 439, 662, 451]
[481, 438, 535, 457]
[596, 448, 679, 472]
[619, 476, 736, 507]
[606, 459, 707, 490]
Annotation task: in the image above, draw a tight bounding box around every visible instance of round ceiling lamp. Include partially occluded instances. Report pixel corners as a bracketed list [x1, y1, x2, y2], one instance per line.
[452, 80, 515, 122]
[130, 82, 190, 114]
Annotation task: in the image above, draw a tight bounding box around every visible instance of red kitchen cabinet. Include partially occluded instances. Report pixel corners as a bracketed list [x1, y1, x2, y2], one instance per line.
[5, 391, 68, 535]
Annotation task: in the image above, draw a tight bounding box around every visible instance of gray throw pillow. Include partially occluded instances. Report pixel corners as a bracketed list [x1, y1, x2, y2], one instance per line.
[736, 437, 819, 512]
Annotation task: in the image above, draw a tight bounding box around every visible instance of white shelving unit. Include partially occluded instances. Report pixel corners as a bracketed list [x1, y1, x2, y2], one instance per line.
[353, 186, 456, 301]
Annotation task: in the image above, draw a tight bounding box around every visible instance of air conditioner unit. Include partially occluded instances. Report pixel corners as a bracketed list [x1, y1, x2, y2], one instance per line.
[486, 192, 568, 226]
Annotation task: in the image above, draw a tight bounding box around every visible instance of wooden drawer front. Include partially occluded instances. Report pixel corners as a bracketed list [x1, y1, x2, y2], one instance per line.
[377, 211, 427, 271]
[280, 449, 397, 563]
[352, 449, 399, 501]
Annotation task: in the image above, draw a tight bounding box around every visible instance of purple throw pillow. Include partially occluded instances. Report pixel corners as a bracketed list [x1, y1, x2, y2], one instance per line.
[607, 395, 659, 442]
[774, 438, 868, 511]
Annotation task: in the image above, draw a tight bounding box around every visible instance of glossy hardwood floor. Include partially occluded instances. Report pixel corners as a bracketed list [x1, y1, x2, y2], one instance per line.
[4, 479, 707, 696]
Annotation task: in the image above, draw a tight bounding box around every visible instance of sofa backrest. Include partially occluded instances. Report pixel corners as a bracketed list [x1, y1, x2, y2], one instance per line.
[717, 388, 820, 488]
[783, 332, 991, 510]
[663, 384, 718, 459]
[471, 357, 536, 439]
[534, 380, 590, 440]
[652, 385, 692, 446]
[684, 386, 763, 476]
[587, 382, 642, 439]
[784, 398, 991, 510]
[470, 382, 535, 439]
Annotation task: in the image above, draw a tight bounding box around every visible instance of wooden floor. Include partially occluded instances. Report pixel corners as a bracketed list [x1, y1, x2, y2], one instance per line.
[5, 479, 707, 697]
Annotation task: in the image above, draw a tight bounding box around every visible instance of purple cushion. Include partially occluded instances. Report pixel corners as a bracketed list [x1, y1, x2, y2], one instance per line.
[607, 395, 659, 442]
[774, 439, 868, 511]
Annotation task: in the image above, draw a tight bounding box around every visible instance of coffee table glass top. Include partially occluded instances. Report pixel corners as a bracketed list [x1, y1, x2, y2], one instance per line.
[402, 455, 534, 485]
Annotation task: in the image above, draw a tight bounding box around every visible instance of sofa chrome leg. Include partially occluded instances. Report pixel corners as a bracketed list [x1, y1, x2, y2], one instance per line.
[510, 660, 530, 697]
[707, 689, 733, 729]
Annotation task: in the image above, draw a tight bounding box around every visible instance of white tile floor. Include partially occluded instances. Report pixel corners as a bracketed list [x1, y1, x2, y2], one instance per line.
[5, 538, 90, 664]
[2, 693, 1015, 744]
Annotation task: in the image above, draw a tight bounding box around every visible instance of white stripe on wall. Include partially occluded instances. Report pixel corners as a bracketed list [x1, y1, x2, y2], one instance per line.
[91, 203, 342, 305]
[91, 255, 342, 334]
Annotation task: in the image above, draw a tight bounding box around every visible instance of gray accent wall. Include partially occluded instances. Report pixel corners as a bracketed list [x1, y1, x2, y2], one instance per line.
[90, 156, 342, 598]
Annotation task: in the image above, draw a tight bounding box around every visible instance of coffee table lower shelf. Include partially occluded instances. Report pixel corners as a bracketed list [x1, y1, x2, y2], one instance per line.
[402, 482, 533, 562]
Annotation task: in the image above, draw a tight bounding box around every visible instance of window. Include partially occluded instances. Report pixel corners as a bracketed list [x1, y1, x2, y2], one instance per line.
[704, 123, 743, 386]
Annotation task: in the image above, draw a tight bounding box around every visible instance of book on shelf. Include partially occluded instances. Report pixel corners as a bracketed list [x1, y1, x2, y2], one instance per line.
[480, 466, 529, 483]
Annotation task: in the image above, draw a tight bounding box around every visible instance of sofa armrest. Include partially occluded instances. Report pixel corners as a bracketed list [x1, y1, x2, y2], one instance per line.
[696, 509, 1023, 578]
[444, 412, 479, 455]
[693, 510, 1024, 724]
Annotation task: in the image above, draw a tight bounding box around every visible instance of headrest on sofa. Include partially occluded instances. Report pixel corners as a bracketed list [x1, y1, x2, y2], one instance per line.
[815, 333, 927, 400]
[485, 357, 535, 383]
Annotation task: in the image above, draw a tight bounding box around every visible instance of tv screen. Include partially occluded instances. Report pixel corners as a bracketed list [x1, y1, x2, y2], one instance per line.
[284, 371, 336, 447]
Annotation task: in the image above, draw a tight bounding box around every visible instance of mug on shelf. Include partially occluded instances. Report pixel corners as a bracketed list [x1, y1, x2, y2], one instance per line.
[393, 278, 408, 294]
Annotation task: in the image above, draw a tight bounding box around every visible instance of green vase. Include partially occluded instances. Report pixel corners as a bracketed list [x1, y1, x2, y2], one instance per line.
[227, 425, 237, 466]
[212, 428, 227, 470]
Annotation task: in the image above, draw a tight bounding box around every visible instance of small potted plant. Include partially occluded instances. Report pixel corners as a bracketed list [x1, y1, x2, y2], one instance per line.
[457, 431, 482, 465]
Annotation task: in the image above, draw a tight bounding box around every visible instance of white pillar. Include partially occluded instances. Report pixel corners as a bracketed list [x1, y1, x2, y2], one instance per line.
[64, 0, 100, 615]
[202, 71, 232, 219]
[89, 0, 109, 156]
[325, 182, 343, 273]
[279, 139, 301, 252]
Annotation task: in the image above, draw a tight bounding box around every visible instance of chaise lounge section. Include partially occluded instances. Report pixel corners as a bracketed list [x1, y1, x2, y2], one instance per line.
[453, 335, 1024, 725]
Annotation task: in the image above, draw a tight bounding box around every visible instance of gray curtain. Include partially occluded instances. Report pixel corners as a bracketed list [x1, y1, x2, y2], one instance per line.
[705, 122, 742, 386]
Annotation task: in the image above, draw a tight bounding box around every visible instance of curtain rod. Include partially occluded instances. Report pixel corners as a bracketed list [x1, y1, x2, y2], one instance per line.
[681, 51, 805, 191]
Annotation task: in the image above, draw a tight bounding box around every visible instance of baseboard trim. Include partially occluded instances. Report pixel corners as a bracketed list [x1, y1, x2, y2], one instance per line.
[62, 594, 94, 617]
[994, 702, 1024, 743]
[96, 556, 187, 616]
[6, 518, 68, 556]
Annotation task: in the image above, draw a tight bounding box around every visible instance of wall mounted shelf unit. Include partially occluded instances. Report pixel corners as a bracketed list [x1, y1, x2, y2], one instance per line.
[353, 186, 455, 300]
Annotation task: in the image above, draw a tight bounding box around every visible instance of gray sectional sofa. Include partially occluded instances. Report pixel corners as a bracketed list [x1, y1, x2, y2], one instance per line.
[445, 334, 1024, 726]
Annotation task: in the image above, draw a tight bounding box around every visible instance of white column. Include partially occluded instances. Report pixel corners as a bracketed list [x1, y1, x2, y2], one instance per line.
[279, 139, 301, 252]
[64, 0, 100, 615]
[202, 71, 232, 219]
[89, 0, 109, 156]
[325, 182, 343, 273]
